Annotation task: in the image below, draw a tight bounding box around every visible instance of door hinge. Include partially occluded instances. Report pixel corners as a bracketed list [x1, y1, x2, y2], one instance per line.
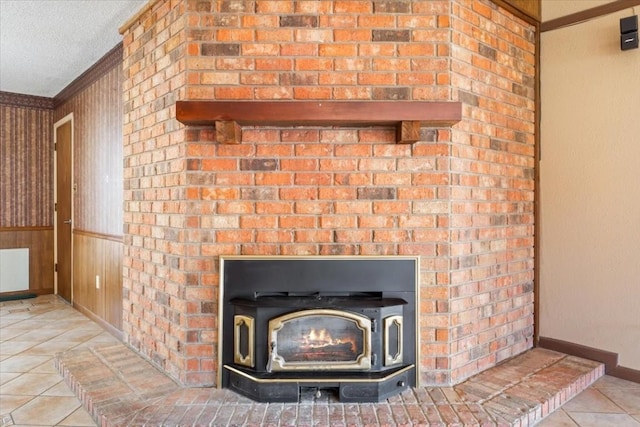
[54, 203, 57, 212]
[54, 263, 58, 272]
[54, 143, 57, 151]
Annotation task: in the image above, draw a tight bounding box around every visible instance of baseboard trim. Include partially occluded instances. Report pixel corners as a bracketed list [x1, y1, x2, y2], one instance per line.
[72, 302, 123, 342]
[538, 336, 640, 383]
[609, 365, 640, 384]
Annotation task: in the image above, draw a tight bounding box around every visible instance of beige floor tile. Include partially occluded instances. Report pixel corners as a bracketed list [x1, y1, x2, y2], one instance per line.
[562, 388, 625, 414]
[7, 329, 62, 343]
[7, 320, 43, 329]
[5, 302, 38, 310]
[28, 361, 58, 374]
[537, 409, 579, 426]
[567, 412, 640, 427]
[32, 310, 80, 321]
[0, 341, 38, 356]
[0, 373, 63, 396]
[0, 355, 51, 373]
[0, 312, 34, 321]
[599, 387, 640, 415]
[41, 381, 75, 397]
[19, 340, 79, 356]
[1, 320, 47, 331]
[593, 376, 640, 389]
[84, 331, 119, 343]
[27, 358, 57, 374]
[0, 394, 33, 414]
[0, 372, 21, 385]
[57, 406, 97, 426]
[11, 396, 80, 426]
[0, 317, 25, 328]
[52, 320, 98, 332]
[0, 328, 31, 341]
[0, 414, 13, 426]
[52, 328, 104, 343]
[74, 336, 119, 349]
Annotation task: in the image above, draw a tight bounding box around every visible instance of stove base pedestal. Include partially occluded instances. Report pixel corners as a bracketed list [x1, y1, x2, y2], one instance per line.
[225, 365, 415, 403]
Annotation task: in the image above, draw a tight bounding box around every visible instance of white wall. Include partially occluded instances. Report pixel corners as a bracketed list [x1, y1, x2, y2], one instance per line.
[542, 0, 614, 21]
[540, 1, 640, 370]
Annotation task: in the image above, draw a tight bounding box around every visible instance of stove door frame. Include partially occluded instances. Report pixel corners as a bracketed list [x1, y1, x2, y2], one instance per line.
[267, 308, 372, 371]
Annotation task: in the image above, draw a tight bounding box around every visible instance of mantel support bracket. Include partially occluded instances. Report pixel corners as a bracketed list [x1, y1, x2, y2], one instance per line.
[216, 121, 242, 145]
[397, 121, 422, 145]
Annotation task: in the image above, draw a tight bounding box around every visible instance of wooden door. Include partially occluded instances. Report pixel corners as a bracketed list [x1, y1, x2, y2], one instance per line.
[55, 118, 72, 302]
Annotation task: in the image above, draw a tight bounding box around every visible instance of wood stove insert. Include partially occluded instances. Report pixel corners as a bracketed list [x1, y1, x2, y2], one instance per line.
[219, 256, 418, 403]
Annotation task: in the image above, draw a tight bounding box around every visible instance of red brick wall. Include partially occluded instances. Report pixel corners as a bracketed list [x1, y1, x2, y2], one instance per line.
[446, 0, 536, 384]
[122, 0, 536, 387]
[122, 0, 192, 383]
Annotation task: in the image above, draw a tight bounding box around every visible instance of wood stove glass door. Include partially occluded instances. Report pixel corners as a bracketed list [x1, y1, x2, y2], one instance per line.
[268, 309, 371, 371]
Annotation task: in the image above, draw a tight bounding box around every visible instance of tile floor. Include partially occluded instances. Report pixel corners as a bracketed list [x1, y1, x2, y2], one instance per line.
[537, 375, 640, 427]
[0, 295, 117, 427]
[1, 295, 639, 426]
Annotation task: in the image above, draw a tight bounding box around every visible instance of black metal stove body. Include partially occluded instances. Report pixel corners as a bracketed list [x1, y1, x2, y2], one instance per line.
[219, 256, 418, 403]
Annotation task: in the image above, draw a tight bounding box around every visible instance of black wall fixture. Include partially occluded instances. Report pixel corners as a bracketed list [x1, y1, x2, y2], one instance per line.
[620, 15, 639, 50]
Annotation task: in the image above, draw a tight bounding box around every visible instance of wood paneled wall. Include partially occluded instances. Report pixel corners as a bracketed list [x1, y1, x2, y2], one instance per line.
[54, 57, 124, 237]
[0, 93, 55, 294]
[73, 231, 122, 332]
[53, 44, 124, 332]
[0, 228, 54, 294]
[0, 97, 53, 228]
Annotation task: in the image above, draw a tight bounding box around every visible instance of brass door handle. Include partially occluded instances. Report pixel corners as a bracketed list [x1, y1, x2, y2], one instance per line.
[63, 219, 72, 225]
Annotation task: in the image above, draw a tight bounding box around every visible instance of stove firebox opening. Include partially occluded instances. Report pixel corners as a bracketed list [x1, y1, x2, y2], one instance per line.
[269, 309, 371, 371]
[220, 256, 418, 403]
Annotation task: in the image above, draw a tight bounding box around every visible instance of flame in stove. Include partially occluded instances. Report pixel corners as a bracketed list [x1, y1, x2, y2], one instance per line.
[301, 328, 356, 352]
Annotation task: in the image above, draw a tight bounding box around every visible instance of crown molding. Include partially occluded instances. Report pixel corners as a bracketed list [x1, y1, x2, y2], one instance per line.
[0, 91, 54, 110]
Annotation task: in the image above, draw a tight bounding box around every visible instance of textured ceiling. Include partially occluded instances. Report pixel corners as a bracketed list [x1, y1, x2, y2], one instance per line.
[0, 0, 147, 98]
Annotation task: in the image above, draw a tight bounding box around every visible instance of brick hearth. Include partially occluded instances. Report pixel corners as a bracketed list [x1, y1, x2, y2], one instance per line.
[56, 346, 602, 426]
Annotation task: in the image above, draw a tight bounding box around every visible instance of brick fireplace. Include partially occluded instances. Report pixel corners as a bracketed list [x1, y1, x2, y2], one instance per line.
[121, 0, 536, 388]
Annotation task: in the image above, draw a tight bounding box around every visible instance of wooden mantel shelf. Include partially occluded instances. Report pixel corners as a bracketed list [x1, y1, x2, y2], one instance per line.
[176, 101, 462, 144]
